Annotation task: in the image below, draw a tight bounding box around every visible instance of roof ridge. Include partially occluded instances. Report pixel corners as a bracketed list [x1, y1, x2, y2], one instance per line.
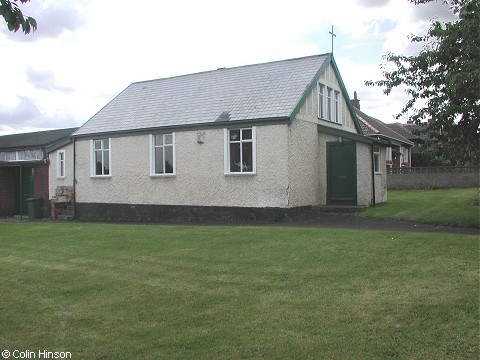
[132, 53, 331, 85]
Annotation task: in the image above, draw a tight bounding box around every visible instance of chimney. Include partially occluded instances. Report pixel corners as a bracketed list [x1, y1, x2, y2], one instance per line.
[351, 91, 360, 110]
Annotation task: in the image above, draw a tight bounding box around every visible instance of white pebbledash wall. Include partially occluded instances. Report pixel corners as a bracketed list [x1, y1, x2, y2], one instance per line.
[48, 142, 74, 199]
[75, 125, 291, 208]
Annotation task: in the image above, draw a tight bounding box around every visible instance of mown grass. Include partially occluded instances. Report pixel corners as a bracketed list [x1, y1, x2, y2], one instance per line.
[0, 223, 478, 359]
[362, 188, 480, 228]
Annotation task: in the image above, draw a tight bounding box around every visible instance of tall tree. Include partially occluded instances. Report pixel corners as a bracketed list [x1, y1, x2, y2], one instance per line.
[0, 0, 36, 34]
[366, 0, 480, 164]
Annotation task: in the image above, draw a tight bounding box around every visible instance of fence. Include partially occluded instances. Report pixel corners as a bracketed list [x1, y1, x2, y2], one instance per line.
[387, 166, 479, 190]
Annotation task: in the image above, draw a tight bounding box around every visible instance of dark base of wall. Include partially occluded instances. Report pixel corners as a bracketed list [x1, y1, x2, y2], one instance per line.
[76, 202, 310, 224]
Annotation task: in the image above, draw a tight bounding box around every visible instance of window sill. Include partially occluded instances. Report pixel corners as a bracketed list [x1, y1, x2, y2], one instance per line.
[318, 117, 342, 126]
[374, 172, 382, 175]
[150, 174, 176, 178]
[90, 175, 112, 179]
[224, 172, 256, 177]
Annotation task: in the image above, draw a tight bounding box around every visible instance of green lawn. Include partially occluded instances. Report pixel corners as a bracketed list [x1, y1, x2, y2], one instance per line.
[362, 188, 480, 228]
[0, 223, 478, 359]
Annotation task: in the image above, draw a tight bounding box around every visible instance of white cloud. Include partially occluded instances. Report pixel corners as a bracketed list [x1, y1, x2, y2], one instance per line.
[0, 0, 459, 134]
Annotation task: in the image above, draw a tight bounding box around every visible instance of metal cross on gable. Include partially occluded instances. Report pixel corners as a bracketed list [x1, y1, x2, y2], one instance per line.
[329, 25, 336, 54]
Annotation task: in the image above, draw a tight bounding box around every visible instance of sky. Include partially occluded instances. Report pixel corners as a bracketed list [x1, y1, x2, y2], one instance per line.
[0, 0, 457, 135]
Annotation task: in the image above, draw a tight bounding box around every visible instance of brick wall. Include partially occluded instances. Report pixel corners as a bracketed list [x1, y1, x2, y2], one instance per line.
[0, 167, 16, 217]
[387, 167, 479, 190]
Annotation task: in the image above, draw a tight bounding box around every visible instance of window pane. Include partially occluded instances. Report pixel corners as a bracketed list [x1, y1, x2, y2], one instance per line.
[327, 88, 332, 120]
[94, 140, 102, 150]
[229, 129, 240, 142]
[95, 151, 102, 175]
[155, 147, 164, 174]
[155, 135, 163, 146]
[242, 142, 253, 172]
[103, 150, 110, 175]
[6, 152, 16, 161]
[229, 143, 240, 172]
[242, 129, 252, 140]
[0, 152, 5, 161]
[103, 139, 109, 150]
[165, 146, 174, 173]
[164, 134, 173, 145]
[17, 151, 25, 160]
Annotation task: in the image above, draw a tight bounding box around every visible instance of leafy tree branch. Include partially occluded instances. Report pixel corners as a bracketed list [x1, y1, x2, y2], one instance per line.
[366, 0, 479, 164]
[0, 0, 37, 34]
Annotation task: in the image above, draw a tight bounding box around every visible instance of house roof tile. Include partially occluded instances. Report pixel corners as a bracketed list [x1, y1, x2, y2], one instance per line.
[74, 54, 330, 136]
[0, 127, 78, 150]
[354, 108, 414, 146]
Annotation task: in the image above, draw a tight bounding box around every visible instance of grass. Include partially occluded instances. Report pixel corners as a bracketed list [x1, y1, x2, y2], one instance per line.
[0, 223, 478, 359]
[362, 188, 480, 228]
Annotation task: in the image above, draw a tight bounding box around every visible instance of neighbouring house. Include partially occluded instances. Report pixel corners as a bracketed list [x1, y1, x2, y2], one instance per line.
[351, 92, 414, 169]
[64, 54, 387, 222]
[0, 127, 77, 218]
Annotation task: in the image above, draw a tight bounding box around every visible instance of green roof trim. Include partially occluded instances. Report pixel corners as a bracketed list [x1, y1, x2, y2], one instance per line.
[329, 56, 363, 135]
[289, 54, 364, 135]
[289, 53, 332, 121]
[317, 124, 373, 144]
[72, 117, 290, 140]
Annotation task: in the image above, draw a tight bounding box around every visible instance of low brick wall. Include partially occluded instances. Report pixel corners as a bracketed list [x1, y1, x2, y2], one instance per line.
[387, 167, 479, 190]
[76, 202, 310, 223]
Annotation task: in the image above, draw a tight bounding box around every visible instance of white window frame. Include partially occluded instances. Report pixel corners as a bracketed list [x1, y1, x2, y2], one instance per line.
[149, 133, 176, 177]
[373, 146, 381, 174]
[57, 150, 66, 178]
[318, 83, 325, 119]
[224, 127, 256, 175]
[90, 138, 112, 177]
[318, 82, 342, 124]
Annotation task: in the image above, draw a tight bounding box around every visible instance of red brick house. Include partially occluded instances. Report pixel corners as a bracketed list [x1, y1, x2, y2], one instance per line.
[0, 128, 77, 218]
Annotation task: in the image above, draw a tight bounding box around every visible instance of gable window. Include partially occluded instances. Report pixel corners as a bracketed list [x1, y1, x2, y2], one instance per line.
[91, 139, 111, 177]
[373, 146, 381, 173]
[224, 127, 256, 174]
[318, 82, 342, 124]
[318, 84, 325, 119]
[150, 133, 175, 176]
[57, 150, 65, 178]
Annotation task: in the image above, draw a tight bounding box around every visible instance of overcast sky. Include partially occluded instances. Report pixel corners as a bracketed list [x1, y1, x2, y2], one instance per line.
[0, 0, 456, 135]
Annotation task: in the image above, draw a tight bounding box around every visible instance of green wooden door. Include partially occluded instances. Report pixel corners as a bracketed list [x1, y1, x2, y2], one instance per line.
[14, 167, 34, 216]
[327, 142, 357, 205]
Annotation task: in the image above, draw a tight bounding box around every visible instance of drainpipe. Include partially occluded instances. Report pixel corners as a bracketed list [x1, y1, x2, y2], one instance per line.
[371, 144, 376, 207]
[72, 137, 76, 219]
[19, 165, 23, 220]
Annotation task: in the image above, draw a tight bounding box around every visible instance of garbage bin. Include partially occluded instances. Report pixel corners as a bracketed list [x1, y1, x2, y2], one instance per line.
[26, 198, 42, 220]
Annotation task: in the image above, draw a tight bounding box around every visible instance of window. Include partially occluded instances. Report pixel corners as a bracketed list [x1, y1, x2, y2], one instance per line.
[57, 150, 65, 178]
[224, 127, 256, 174]
[318, 84, 325, 118]
[91, 139, 111, 176]
[0, 149, 42, 162]
[373, 146, 380, 173]
[334, 91, 340, 123]
[150, 133, 175, 176]
[318, 83, 342, 124]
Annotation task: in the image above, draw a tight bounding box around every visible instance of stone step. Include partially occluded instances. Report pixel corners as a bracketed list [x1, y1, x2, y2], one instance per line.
[57, 215, 74, 221]
[311, 205, 367, 214]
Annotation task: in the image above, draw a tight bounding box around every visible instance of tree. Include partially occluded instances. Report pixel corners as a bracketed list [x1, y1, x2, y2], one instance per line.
[366, 0, 480, 164]
[0, 0, 37, 34]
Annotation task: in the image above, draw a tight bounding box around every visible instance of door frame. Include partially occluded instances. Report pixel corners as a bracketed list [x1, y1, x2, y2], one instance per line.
[326, 141, 357, 205]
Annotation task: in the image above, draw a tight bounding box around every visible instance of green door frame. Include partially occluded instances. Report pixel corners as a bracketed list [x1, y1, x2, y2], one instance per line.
[327, 141, 357, 205]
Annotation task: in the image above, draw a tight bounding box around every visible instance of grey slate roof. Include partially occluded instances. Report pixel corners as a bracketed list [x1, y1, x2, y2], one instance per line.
[0, 127, 78, 150]
[354, 108, 414, 146]
[74, 54, 330, 136]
